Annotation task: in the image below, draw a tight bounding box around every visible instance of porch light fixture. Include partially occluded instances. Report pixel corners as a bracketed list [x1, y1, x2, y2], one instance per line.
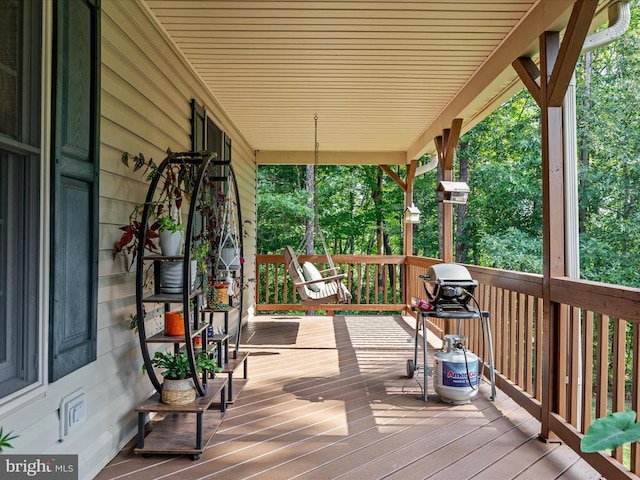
[438, 181, 470, 204]
[405, 203, 421, 224]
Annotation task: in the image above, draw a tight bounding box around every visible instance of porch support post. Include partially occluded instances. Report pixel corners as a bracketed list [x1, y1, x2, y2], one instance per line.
[540, 31, 565, 440]
[435, 119, 462, 337]
[403, 160, 418, 256]
[380, 161, 416, 313]
[513, 0, 598, 441]
[435, 118, 462, 264]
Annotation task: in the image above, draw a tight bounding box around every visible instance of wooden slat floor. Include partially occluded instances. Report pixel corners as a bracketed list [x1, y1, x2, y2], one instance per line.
[96, 315, 601, 480]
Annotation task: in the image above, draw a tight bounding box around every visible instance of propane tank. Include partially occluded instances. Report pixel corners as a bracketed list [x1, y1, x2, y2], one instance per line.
[434, 335, 480, 405]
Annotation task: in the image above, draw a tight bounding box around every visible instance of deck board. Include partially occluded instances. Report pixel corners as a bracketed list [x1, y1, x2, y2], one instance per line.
[95, 315, 600, 480]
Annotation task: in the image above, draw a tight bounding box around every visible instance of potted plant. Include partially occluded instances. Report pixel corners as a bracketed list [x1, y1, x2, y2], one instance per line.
[158, 214, 185, 257]
[143, 350, 221, 405]
[0, 427, 17, 453]
[114, 150, 214, 295]
[113, 149, 189, 271]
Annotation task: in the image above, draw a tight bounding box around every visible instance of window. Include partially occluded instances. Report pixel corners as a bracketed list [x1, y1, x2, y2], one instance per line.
[0, 1, 42, 399]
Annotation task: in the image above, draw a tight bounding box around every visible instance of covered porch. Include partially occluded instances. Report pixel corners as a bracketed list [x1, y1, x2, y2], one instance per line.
[253, 253, 640, 479]
[98, 314, 600, 479]
[3, 1, 638, 479]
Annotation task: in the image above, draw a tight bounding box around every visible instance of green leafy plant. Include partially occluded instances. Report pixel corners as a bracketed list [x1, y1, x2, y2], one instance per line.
[113, 148, 194, 269]
[143, 350, 221, 380]
[158, 214, 184, 233]
[581, 410, 640, 453]
[129, 313, 139, 332]
[0, 427, 18, 452]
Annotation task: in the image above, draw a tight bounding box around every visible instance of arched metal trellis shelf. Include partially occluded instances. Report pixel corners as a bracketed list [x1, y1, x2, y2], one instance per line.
[200, 160, 249, 405]
[132, 151, 247, 460]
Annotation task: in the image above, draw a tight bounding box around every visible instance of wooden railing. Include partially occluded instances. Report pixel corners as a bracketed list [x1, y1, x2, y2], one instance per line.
[407, 257, 640, 480]
[256, 253, 640, 479]
[256, 253, 406, 312]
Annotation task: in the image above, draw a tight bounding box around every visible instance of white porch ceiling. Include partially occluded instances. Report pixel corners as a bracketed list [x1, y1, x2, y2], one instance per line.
[144, 0, 600, 164]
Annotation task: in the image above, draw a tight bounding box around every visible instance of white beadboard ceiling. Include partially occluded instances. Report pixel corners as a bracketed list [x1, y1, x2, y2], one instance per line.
[144, 0, 603, 164]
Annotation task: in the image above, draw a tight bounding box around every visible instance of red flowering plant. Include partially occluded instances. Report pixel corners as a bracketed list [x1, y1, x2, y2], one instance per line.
[112, 149, 190, 271]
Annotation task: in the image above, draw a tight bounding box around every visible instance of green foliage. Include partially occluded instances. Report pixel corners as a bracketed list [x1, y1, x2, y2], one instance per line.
[454, 88, 542, 269]
[581, 411, 640, 453]
[143, 351, 221, 380]
[258, 164, 406, 255]
[477, 227, 542, 273]
[157, 215, 184, 233]
[575, 0, 640, 288]
[0, 427, 18, 452]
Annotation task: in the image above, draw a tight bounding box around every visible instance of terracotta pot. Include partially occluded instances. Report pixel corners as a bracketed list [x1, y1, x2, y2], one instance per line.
[165, 311, 185, 336]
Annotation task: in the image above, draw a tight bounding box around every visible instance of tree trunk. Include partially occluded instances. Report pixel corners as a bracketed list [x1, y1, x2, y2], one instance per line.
[383, 231, 395, 295]
[374, 168, 384, 255]
[374, 169, 384, 290]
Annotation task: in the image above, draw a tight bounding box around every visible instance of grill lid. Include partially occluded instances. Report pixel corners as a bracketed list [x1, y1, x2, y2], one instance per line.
[420, 263, 477, 308]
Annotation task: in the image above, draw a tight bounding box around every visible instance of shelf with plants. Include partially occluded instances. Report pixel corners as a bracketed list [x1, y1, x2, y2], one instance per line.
[128, 151, 215, 399]
[114, 150, 233, 458]
[113, 149, 249, 457]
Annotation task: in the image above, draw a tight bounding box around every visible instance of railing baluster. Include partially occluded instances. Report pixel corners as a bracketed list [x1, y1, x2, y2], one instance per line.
[509, 290, 517, 382]
[272, 261, 277, 304]
[581, 309, 594, 434]
[596, 313, 608, 420]
[517, 292, 526, 389]
[525, 294, 533, 394]
[569, 306, 580, 428]
[535, 297, 543, 401]
[612, 316, 626, 462]
[558, 305, 568, 419]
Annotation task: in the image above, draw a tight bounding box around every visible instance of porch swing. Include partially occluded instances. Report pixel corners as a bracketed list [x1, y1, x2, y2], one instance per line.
[284, 115, 351, 306]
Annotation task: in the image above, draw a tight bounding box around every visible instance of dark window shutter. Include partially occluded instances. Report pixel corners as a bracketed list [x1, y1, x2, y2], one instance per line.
[50, 0, 100, 381]
[191, 99, 206, 151]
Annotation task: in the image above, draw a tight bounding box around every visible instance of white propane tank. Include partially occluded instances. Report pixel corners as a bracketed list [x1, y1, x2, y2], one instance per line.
[434, 335, 480, 405]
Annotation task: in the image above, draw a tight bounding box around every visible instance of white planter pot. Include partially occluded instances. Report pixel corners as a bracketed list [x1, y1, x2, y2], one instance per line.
[160, 260, 197, 294]
[159, 230, 183, 257]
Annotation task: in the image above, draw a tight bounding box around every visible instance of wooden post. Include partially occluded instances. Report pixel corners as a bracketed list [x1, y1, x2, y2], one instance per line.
[435, 119, 462, 264]
[403, 160, 418, 256]
[513, 0, 598, 440]
[435, 119, 462, 335]
[403, 160, 418, 313]
[379, 161, 416, 312]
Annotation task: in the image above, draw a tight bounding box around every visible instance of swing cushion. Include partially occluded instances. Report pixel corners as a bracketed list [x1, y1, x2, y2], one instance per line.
[302, 262, 325, 292]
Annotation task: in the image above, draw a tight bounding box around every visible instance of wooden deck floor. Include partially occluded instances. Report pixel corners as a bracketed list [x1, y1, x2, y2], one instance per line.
[96, 315, 601, 480]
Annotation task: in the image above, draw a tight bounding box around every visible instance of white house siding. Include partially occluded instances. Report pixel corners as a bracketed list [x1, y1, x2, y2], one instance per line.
[1, 1, 257, 479]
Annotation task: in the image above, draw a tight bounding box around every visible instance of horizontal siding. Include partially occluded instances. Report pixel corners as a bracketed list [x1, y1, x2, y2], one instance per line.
[4, 2, 256, 480]
[93, 2, 257, 478]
